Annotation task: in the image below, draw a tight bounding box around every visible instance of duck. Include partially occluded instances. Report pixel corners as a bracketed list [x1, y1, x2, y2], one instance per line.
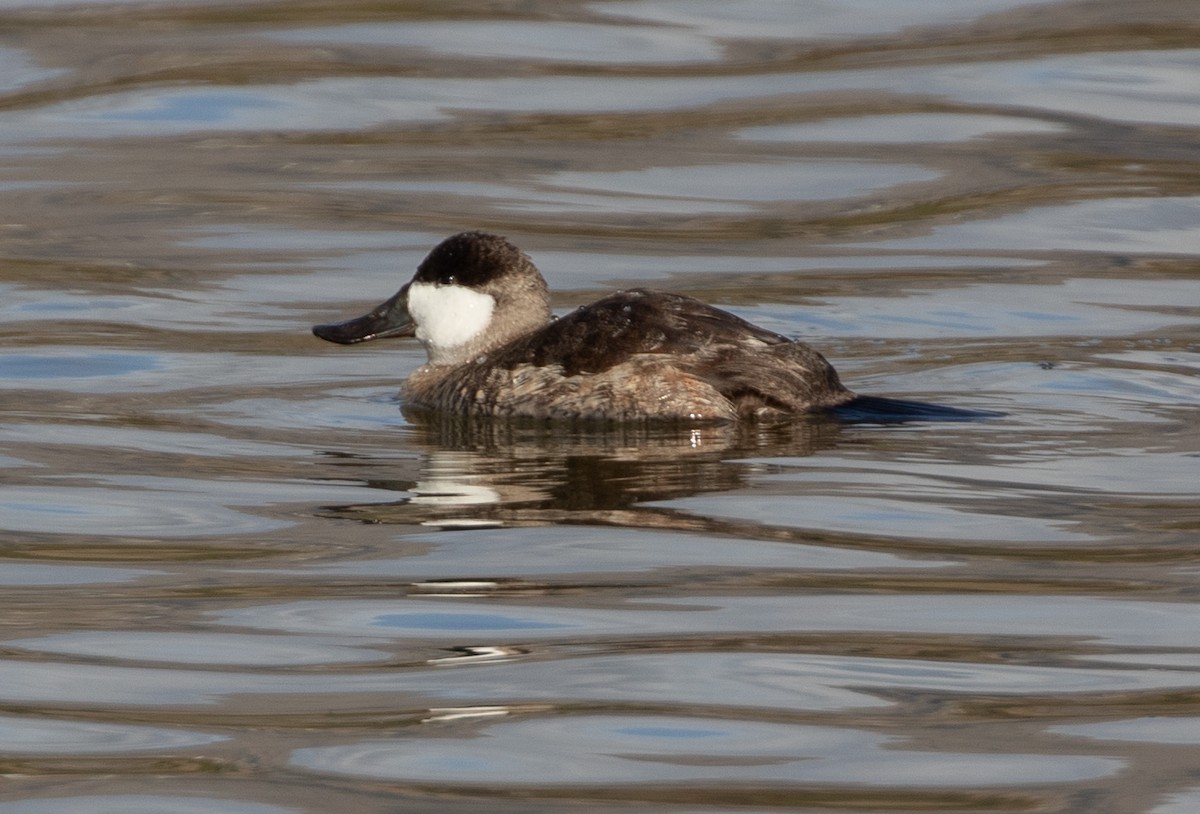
[312, 231, 856, 422]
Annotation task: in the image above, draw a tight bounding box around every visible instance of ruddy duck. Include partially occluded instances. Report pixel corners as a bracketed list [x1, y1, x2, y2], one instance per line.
[313, 231, 856, 421]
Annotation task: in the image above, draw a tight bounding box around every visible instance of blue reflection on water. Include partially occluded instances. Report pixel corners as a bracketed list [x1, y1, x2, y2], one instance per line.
[107, 93, 278, 123]
[0, 354, 158, 379]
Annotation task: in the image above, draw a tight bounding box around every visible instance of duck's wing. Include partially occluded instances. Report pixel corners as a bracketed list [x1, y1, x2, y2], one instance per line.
[498, 289, 788, 375]
[491, 289, 852, 414]
[696, 338, 853, 413]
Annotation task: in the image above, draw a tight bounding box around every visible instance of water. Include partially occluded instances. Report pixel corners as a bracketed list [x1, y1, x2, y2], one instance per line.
[1, 1, 1198, 811]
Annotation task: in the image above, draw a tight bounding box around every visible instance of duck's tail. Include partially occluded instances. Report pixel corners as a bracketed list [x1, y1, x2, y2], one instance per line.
[831, 395, 1002, 423]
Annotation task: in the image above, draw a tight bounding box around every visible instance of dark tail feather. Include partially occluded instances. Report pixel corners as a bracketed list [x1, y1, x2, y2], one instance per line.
[831, 396, 1002, 424]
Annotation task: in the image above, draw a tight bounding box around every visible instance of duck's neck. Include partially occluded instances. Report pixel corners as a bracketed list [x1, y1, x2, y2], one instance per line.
[421, 304, 552, 368]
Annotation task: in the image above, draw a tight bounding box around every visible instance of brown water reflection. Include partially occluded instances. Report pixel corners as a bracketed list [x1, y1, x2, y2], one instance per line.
[2, 0, 1200, 812]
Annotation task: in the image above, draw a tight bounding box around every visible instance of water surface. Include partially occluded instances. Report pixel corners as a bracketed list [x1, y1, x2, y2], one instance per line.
[1, 1, 1198, 812]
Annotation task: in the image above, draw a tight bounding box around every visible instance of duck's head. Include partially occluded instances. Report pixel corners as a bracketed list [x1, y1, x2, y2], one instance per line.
[313, 231, 552, 365]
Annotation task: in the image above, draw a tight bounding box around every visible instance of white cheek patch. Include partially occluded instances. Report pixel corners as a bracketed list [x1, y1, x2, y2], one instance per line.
[406, 282, 495, 358]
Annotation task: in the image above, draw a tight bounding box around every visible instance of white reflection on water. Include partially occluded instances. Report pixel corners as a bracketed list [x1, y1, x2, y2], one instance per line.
[290, 713, 1121, 787]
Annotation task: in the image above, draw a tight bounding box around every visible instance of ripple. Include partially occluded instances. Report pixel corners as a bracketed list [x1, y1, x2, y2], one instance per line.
[0, 350, 335, 393]
[3, 3, 1198, 811]
[871, 197, 1200, 256]
[1151, 790, 1200, 814]
[0, 485, 288, 537]
[2, 647, 1198, 710]
[929, 48, 1200, 126]
[305, 525, 946, 579]
[8, 632, 389, 666]
[217, 594, 1200, 648]
[0, 352, 158, 381]
[192, 221, 1030, 287]
[650, 493, 1088, 542]
[0, 476, 394, 537]
[0, 714, 224, 754]
[817, 278, 1200, 338]
[739, 113, 1065, 144]
[201, 391, 412, 431]
[330, 179, 760, 216]
[0, 563, 158, 586]
[271, 21, 721, 64]
[6, 50, 1198, 144]
[292, 712, 1121, 787]
[544, 161, 939, 208]
[327, 160, 940, 215]
[0, 424, 300, 458]
[1077, 653, 1200, 669]
[732, 448, 1200, 531]
[0, 798, 296, 814]
[0, 46, 68, 92]
[1052, 717, 1200, 745]
[3, 75, 781, 138]
[593, 0, 1057, 40]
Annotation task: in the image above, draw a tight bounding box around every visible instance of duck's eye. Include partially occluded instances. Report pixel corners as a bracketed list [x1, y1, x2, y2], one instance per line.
[445, 275, 457, 285]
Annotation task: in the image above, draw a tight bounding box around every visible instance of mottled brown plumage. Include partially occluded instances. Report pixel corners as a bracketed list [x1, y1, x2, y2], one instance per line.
[314, 232, 854, 422]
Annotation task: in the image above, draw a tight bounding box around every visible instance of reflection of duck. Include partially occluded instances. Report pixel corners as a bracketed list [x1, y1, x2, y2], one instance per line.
[313, 231, 854, 421]
[318, 417, 844, 530]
